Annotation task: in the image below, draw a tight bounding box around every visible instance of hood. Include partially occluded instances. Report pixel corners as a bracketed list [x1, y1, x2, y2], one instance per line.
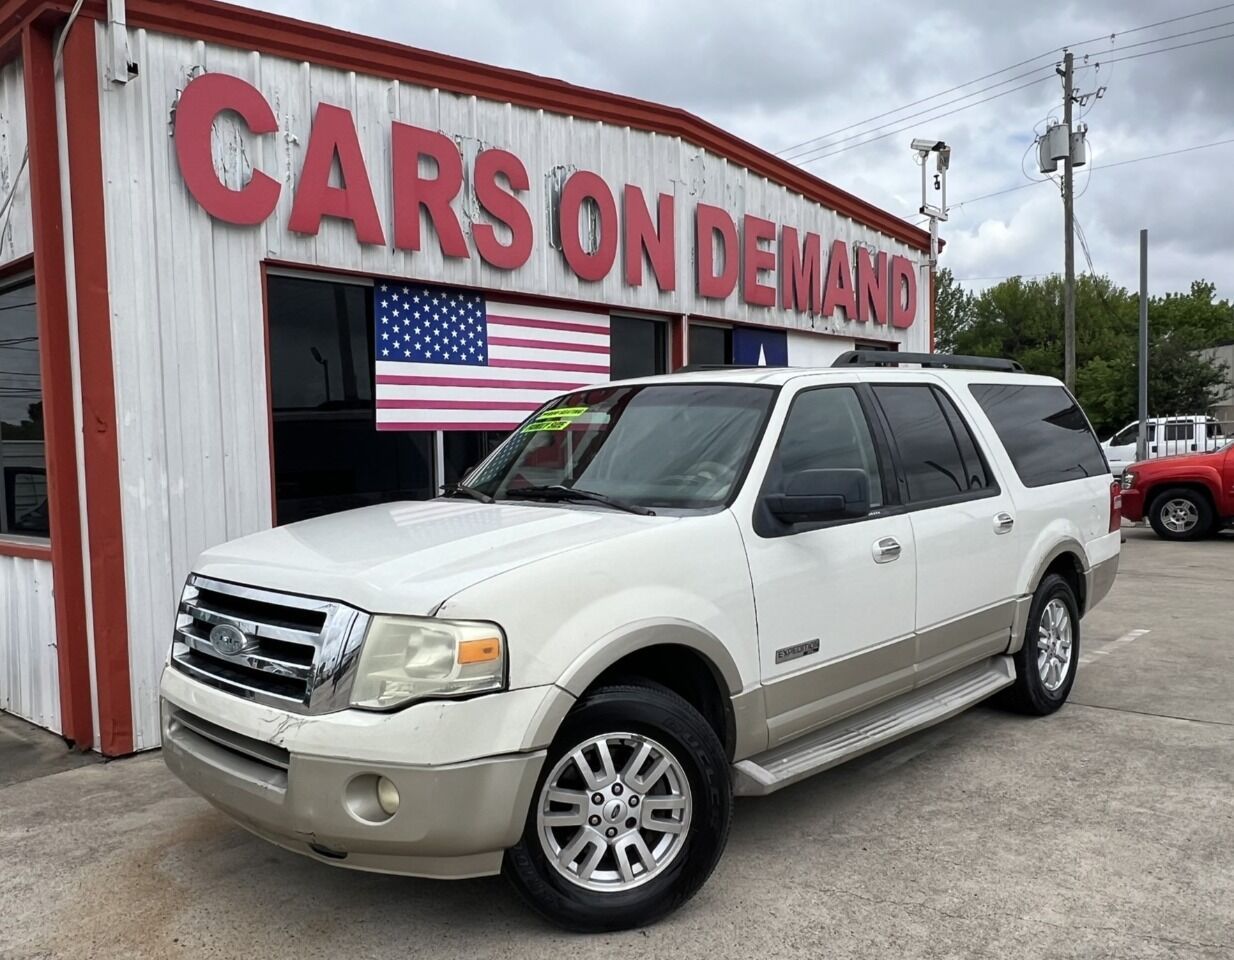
[1130, 447, 1229, 473]
[193, 499, 669, 615]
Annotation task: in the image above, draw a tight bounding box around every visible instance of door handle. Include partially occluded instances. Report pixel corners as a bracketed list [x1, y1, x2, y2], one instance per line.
[994, 512, 1015, 534]
[873, 536, 901, 563]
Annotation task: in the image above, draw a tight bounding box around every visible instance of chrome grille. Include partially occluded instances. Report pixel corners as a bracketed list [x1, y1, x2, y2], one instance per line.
[170, 575, 370, 714]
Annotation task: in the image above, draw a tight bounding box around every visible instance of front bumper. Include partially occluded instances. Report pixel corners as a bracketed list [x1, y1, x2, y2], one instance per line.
[1120, 487, 1146, 522]
[160, 670, 568, 878]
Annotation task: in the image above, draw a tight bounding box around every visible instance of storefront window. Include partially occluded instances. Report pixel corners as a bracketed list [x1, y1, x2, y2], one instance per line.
[610, 315, 666, 380]
[688, 324, 732, 367]
[268, 279, 675, 523]
[267, 275, 434, 524]
[0, 278, 47, 539]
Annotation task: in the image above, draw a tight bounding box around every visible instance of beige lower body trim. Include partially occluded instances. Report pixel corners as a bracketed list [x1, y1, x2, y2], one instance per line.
[1086, 554, 1119, 613]
[759, 601, 1016, 749]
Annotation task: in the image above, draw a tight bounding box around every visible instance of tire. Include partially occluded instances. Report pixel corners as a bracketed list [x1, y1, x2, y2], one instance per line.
[503, 682, 732, 932]
[1147, 487, 1215, 541]
[1001, 573, 1080, 716]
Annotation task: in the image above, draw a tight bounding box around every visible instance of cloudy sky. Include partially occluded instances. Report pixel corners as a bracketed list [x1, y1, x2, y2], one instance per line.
[248, 0, 1234, 299]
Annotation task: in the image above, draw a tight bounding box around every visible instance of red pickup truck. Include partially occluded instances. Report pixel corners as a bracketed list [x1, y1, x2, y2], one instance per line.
[1120, 441, 1234, 540]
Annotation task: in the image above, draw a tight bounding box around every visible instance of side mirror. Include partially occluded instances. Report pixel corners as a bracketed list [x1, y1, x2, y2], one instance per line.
[764, 468, 870, 525]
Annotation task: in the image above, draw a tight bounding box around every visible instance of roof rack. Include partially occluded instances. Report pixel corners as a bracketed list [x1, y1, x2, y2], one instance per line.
[831, 350, 1024, 373]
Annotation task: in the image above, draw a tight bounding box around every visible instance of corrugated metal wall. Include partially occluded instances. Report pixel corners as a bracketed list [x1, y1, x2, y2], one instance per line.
[0, 55, 54, 734]
[95, 26, 931, 748]
[0, 557, 60, 733]
[0, 56, 32, 267]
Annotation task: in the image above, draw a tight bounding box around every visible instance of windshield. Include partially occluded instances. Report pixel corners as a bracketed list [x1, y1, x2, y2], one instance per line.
[463, 383, 775, 509]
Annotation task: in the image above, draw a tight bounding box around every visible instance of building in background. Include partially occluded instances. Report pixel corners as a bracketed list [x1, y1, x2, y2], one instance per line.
[0, 0, 933, 754]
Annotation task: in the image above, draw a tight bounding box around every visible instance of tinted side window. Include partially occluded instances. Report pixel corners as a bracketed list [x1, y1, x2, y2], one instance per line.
[969, 383, 1107, 487]
[873, 385, 982, 503]
[769, 387, 883, 509]
[936, 389, 992, 491]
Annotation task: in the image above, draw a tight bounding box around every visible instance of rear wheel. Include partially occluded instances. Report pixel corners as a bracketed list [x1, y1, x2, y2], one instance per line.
[1148, 487, 1214, 541]
[503, 683, 731, 932]
[1002, 573, 1080, 715]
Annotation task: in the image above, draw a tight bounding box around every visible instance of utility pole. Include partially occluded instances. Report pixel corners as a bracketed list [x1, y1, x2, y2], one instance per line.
[1137, 230, 1149, 463]
[1060, 50, 1076, 392]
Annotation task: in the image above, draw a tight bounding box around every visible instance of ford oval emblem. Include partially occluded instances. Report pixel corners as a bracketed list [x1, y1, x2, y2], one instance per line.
[208, 623, 251, 657]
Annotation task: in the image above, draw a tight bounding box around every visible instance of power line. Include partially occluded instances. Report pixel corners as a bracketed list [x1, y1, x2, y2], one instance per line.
[795, 74, 1063, 165]
[782, 64, 1061, 163]
[774, 2, 1234, 158]
[1099, 28, 1234, 65]
[943, 136, 1234, 215]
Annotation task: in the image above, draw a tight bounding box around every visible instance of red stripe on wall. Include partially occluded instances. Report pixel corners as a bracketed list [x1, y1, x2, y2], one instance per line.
[489, 358, 609, 374]
[63, 21, 134, 755]
[22, 23, 93, 751]
[489, 336, 609, 355]
[487, 314, 610, 335]
[376, 399, 541, 411]
[376, 374, 588, 391]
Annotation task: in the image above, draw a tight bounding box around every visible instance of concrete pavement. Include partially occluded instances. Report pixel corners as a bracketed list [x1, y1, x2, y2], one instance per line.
[1, 527, 1231, 959]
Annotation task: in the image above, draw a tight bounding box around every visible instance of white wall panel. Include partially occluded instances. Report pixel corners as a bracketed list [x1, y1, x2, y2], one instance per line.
[787, 331, 856, 368]
[0, 57, 32, 269]
[0, 556, 60, 733]
[96, 26, 930, 747]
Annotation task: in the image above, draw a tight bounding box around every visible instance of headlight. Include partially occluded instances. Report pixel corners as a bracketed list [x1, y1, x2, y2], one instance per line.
[1120, 471, 1136, 490]
[349, 616, 505, 710]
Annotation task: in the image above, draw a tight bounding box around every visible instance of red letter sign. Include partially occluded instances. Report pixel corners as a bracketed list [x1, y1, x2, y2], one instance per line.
[780, 226, 822, 314]
[559, 171, 618, 282]
[288, 103, 385, 245]
[391, 122, 469, 258]
[890, 255, 917, 329]
[473, 149, 533, 270]
[696, 204, 738, 299]
[742, 215, 778, 307]
[174, 73, 280, 225]
[623, 186, 675, 291]
[856, 247, 889, 325]
[821, 240, 856, 320]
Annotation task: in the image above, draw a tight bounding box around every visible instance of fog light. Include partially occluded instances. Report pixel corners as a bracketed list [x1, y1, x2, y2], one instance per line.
[376, 776, 400, 816]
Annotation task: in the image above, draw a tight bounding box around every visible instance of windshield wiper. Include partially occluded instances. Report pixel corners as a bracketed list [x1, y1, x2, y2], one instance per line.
[504, 484, 655, 516]
[441, 483, 495, 504]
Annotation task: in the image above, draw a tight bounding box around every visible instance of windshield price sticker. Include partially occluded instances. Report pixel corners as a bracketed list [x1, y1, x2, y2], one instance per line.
[522, 406, 591, 433]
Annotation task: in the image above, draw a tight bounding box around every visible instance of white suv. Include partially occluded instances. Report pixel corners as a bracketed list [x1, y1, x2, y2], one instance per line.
[160, 352, 1121, 932]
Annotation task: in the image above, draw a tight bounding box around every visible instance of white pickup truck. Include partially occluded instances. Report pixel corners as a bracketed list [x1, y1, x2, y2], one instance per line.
[1102, 415, 1226, 475]
[160, 352, 1120, 932]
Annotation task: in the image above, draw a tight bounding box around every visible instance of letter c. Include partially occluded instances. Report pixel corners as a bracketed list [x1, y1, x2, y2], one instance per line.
[174, 73, 280, 225]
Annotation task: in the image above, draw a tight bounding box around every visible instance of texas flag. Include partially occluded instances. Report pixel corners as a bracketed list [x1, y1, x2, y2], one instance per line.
[732, 327, 788, 367]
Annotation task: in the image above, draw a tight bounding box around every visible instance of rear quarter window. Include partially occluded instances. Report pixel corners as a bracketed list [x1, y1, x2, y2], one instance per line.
[969, 383, 1108, 487]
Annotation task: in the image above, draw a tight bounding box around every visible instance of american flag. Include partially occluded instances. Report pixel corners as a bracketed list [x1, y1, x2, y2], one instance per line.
[373, 282, 611, 430]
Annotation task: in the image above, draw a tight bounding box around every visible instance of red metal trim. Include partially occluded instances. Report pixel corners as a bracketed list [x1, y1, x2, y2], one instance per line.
[21, 22, 93, 751]
[63, 21, 133, 756]
[0, 0, 929, 252]
[0, 539, 52, 560]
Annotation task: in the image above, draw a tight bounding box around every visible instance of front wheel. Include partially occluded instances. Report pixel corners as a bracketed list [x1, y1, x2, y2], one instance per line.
[1001, 573, 1080, 715]
[503, 683, 732, 932]
[1148, 487, 1214, 541]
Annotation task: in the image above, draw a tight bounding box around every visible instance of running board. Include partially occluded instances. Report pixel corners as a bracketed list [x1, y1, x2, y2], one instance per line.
[732, 656, 1016, 796]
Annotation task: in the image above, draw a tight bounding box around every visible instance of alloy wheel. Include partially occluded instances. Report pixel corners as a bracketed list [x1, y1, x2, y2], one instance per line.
[1037, 597, 1073, 693]
[536, 732, 692, 891]
[1161, 498, 1199, 534]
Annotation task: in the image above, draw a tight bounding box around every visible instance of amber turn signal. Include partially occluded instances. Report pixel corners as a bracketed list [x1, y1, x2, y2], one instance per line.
[457, 637, 502, 664]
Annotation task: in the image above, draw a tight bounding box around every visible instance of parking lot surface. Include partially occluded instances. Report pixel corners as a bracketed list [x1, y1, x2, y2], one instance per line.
[1, 527, 1231, 960]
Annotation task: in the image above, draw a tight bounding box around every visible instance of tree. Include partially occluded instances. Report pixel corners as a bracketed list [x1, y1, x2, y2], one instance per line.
[939, 272, 1233, 437]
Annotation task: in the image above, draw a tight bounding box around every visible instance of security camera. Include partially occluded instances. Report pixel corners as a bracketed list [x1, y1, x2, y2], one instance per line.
[911, 138, 946, 153]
